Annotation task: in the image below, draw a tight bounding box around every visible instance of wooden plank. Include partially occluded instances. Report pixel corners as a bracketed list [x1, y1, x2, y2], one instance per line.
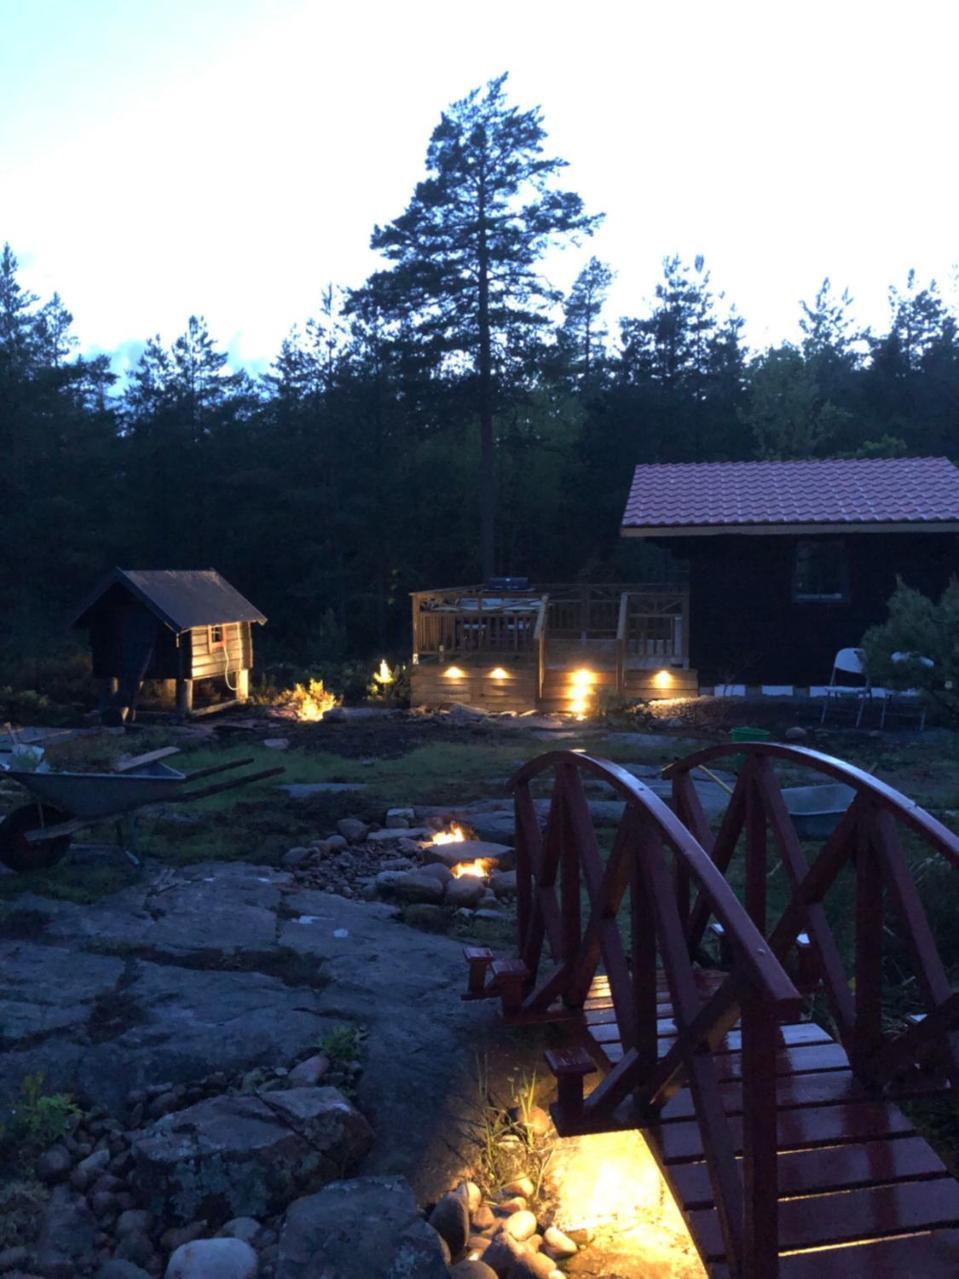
[779, 1228, 959, 1278]
[653, 1101, 914, 1164]
[602, 1037, 851, 1080]
[670, 1136, 949, 1209]
[691, 1177, 959, 1260]
[660, 1068, 866, 1122]
[114, 745, 181, 772]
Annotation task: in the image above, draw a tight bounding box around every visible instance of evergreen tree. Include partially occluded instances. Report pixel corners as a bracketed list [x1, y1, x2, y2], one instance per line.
[356, 73, 600, 578]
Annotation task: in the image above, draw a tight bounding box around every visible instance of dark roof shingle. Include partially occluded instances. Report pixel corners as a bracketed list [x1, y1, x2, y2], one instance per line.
[621, 457, 959, 533]
[73, 569, 266, 631]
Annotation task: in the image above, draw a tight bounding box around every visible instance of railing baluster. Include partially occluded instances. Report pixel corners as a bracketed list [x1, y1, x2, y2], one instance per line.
[855, 805, 885, 1065]
[744, 762, 767, 934]
[741, 987, 779, 1278]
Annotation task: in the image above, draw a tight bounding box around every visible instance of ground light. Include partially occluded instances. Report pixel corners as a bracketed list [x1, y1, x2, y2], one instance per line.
[654, 669, 674, 690]
[547, 1129, 706, 1276]
[489, 667, 509, 680]
[568, 668, 596, 718]
[443, 666, 467, 680]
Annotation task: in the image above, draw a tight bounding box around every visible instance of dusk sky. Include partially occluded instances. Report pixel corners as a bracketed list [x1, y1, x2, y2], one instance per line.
[3, 0, 957, 375]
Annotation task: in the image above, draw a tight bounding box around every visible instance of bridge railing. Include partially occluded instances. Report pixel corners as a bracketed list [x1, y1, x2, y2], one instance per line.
[509, 749, 801, 1278]
[663, 741, 959, 1094]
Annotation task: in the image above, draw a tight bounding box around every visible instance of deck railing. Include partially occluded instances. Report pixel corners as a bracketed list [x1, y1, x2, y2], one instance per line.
[411, 587, 546, 660]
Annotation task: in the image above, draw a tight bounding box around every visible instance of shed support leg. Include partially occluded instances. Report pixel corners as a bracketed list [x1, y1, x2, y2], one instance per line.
[176, 679, 194, 716]
[236, 669, 250, 702]
[159, 679, 177, 708]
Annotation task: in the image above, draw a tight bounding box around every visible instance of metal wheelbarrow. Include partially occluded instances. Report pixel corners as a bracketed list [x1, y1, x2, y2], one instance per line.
[0, 745, 284, 872]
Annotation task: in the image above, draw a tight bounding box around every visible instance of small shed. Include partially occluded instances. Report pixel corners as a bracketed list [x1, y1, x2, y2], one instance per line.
[72, 568, 266, 721]
[621, 456, 959, 685]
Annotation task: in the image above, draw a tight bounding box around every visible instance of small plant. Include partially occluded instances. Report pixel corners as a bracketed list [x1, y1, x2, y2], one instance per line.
[3, 1073, 79, 1154]
[320, 1024, 366, 1068]
[471, 1056, 553, 1200]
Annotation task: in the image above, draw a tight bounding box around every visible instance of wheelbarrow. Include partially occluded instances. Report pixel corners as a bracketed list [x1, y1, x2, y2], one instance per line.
[0, 745, 284, 872]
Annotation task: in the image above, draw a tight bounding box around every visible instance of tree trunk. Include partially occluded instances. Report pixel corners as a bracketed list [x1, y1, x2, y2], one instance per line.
[478, 176, 496, 582]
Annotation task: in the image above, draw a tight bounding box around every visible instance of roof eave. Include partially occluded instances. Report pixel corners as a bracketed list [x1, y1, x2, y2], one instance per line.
[621, 520, 959, 538]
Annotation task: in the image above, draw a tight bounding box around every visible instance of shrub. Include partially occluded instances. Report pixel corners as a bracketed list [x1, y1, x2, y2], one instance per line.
[862, 578, 959, 720]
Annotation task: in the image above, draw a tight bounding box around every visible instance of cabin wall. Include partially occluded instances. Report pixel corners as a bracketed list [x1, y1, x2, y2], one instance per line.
[88, 601, 179, 679]
[682, 532, 958, 684]
[185, 621, 253, 681]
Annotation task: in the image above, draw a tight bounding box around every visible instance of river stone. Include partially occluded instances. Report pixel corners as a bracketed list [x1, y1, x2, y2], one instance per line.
[337, 819, 369, 843]
[165, 1237, 258, 1279]
[481, 1226, 525, 1275]
[443, 876, 488, 909]
[450, 1263, 498, 1279]
[367, 827, 431, 844]
[422, 840, 514, 871]
[35, 1184, 97, 1272]
[428, 1190, 470, 1256]
[36, 1143, 73, 1184]
[131, 1087, 372, 1223]
[489, 870, 518, 899]
[389, 871, 445, 904]
[277, 1176, 448, 1279]
[96, 1262, 153, 1279]
[288, 1053, 330, 1087]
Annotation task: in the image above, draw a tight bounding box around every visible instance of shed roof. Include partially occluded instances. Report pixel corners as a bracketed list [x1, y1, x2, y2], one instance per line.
[72, 569, 267, 632]
[621, 456, 959, 536]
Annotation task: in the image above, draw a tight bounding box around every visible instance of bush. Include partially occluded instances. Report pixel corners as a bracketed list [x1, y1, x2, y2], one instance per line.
[862, 578, 959, 720]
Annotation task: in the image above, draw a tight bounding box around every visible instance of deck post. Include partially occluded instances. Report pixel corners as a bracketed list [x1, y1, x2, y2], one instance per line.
[235, 668, 250, 702]
[176, 678, 194, 715]
[741, 988, 779, 1277]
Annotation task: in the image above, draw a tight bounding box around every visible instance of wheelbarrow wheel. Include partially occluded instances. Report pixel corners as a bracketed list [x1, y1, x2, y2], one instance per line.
[0, 803, 72, 872]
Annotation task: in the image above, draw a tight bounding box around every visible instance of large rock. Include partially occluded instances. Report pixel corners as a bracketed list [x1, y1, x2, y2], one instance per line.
[165, 1237, 258, 1279]
[443, 876, 488, 909]
[422, 840, 515, 872]
[34, 1184, 97, 1274]
[131, 1087, 372, 1223]
[388, 872, 445, 904]
[277, 1176, 448, 1279]
[428, 1190, 470, 1256]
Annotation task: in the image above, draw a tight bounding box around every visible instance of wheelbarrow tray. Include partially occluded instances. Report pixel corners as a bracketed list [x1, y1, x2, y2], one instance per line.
[782, 782, 856, 840]
[3, 762, 187, 821]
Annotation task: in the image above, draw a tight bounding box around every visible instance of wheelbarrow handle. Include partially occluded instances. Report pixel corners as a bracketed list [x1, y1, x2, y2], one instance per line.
[171, 766, 286, 803]
[181, 756, 255, 783]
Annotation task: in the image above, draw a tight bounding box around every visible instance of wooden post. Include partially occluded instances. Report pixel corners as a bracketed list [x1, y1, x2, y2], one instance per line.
[158, 679, 177, 707]
[176, 678, 194, 716]
[741, 988, 780, 1278]
[235, 668, 250, 702]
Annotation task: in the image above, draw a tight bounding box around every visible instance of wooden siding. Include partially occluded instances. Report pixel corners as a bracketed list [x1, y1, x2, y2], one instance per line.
[185, 622, 253, 680]
[411, 659, 538, 712]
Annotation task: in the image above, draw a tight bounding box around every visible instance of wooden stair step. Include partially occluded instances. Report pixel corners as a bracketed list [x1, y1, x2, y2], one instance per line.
[659, 1067, 867, 1122]
[778, 1228, 959, 1278]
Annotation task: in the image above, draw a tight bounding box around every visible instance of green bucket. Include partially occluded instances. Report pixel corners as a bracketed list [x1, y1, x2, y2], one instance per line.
[730, 725, 771, 768]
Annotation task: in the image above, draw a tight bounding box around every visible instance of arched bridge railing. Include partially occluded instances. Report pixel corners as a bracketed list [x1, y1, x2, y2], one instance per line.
[507, 749, 802, 1278]
[664, 741, 959, 1093]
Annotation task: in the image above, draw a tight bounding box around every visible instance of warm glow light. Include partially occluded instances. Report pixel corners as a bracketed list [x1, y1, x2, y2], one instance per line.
[451, 857, 495, 879]
[279, 678, 338, 721]
[568, 668, 596, 718]
[570, 668, 596, 688]
[444, 666, 466, 679]
[431, 823, 467, 845]
[489, 667, 509, 680]
[654, 669, 673, 689]
[372, 659, 394, 685]
[547, 1130, 705, 1275]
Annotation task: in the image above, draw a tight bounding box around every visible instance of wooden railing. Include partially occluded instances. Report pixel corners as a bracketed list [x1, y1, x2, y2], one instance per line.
[620, 587, 689, 668]
[664, 742, 959, 1094]
[508, 750, 802, 1278]
[411, 587, 546, 660]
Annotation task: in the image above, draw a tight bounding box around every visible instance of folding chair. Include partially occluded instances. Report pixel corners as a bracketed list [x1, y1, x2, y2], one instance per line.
[820, 647, 871, 726]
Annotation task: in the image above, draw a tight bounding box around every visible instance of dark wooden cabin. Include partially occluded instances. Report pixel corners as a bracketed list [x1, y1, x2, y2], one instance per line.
[72, 568, 266, 721]
[621, 456, 959, 686]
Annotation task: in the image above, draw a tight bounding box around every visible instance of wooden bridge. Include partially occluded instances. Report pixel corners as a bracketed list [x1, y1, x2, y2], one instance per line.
[463, 742, 959, 1277]
[409, 583, 697, 712]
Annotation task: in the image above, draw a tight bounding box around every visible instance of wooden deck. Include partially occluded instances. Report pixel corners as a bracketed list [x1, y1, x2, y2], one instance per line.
[463, 742, 959, 1278]
[584, 971, 959, 1276]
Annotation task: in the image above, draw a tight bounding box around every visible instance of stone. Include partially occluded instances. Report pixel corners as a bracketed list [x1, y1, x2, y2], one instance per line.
[287, 1053, 330, 1087]
[489, 870, 517, 899]
[428, 1190, 470, 1256]
[277, 1176, 448, 1279]
[453, 1180, 482, 1214]
[449, 1264, 498, 1279]
[337, 818, 370, 843]
[471, 1203, 496, 1231]
[480, 1226, 525, 1276]
[263, 738, 290, 750]
[389, 872, 445, 904]
[324, 835, 349, 851]
[36, 1143, 73, 1184]
[35, 1184, 97, 1273]
[366, 827, 431, 844]
[165, 1237, 258, 1279]
[474, 909, 506, 923]
[512, 1252, 554, 1279]
[96, 1263, 153, 1279]
[386, 808, 416, 823]
[422, 840, 514, 872]
[444, 876, 488, 909]
[0, 1248, 29, 1272]
[115, 1230, 153, 1267]
[159, 1223, 208, 1253]
[116, 1208, 153, 1237]
[400, 904, 449, 932]
[785, 725, 808, 742]
[217, 1217, 264, 1245]
[521, 1106, 551, 1138]
[504, 1209, 537, 1241]
[282, 847, 311, 867]
[496, 1195, 527, 1214]
[418, 862, 453, 884]
[542, 1225, 577, 1259]
[131, 1087, 372, 1222]
[503, 1176, 534, 1199]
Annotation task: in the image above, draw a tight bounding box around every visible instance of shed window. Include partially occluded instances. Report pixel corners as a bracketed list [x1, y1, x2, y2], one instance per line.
[209, 624, 226, 648]
[793, 541, 848, 603]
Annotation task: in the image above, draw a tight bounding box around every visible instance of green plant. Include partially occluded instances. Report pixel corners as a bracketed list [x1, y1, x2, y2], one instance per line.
[320, 1024, 365, 1066]
[862, 577, 959, 721]
[4, 1074, 79, 1153]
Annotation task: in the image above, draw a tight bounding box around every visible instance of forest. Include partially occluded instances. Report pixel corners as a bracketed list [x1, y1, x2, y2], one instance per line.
[1, 75, 957, 682]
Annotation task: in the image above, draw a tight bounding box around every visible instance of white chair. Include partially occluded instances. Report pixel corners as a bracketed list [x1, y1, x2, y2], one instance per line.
[820, 648, 871, 726]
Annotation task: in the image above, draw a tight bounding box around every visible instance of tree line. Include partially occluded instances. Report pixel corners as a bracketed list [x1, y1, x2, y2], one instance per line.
[1, 74, 957, 672]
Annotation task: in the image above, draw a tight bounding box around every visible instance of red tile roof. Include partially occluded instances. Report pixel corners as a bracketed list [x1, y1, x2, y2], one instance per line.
[621, 457, 959, 534]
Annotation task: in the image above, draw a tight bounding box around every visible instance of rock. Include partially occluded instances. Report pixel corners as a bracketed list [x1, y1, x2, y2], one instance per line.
[489, 871, 517, 899]
[217, 1217, 265, 1246]
[115, 1230, 153, 1267]
[337, 818, 369, 843]
[542, 1225, 577, 1259]
[428, 1190, 470, 1256]
[449, 1264, 498, 1279]
[474, 908, 506, 923]
[422, 840, 514, 871]
[785, 725, 808, 742]
[453, 1180, 482, 1214]
[131, 1087, 372, 1223]
[418, 862, 453, 884]
[282, 847, 311, 867]
[263, 738, 290, 750]
[386, 808, 416, 823]
[497, 1195, 527, 1214]
[0, 1247, 29, 1273]
[277, 1176, 448, 1279]
[165, 1237, 258, 1279]
[159, 1222, 208, 1253]
[481, 1226, 525, 1276]
[324, 835, 348, 851]
[400, 904, 449, 932]
[503, 1209, 537, 1241]
[96, 1263, 152, 1279]
[444, 875, 488, 909]
[116, 1209, 153, 1238]
[503, 1176, 534, 1199]
[520, 1106, 551, 1138]
[366, 827, 431, 844]
[511, 1252, 555, 1279]
[390, 872, 446, 904]
[287, 1053, 330, 1087]
[35, 1184, 97, 1273]
[471, 1203, 496, 1231]
[36, 1143, 73, 1184]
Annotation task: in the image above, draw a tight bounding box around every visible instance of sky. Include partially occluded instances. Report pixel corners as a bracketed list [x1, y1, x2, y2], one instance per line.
[3, 0, 957, 376]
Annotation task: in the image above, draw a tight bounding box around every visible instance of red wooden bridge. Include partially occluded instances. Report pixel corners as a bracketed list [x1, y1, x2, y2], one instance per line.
[463, 742, 959, 1277]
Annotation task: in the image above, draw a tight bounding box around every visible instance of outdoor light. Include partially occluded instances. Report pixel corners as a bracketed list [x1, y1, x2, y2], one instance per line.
[444, 666, 466, 679]
[654, 669, 673, 689]
[568, 668, 596, 718]
[489, 667, 509, 680]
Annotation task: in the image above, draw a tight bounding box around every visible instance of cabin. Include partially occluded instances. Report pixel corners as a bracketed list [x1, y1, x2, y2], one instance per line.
[72, 568, 266, 722]
[621, 456, 959, 686]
